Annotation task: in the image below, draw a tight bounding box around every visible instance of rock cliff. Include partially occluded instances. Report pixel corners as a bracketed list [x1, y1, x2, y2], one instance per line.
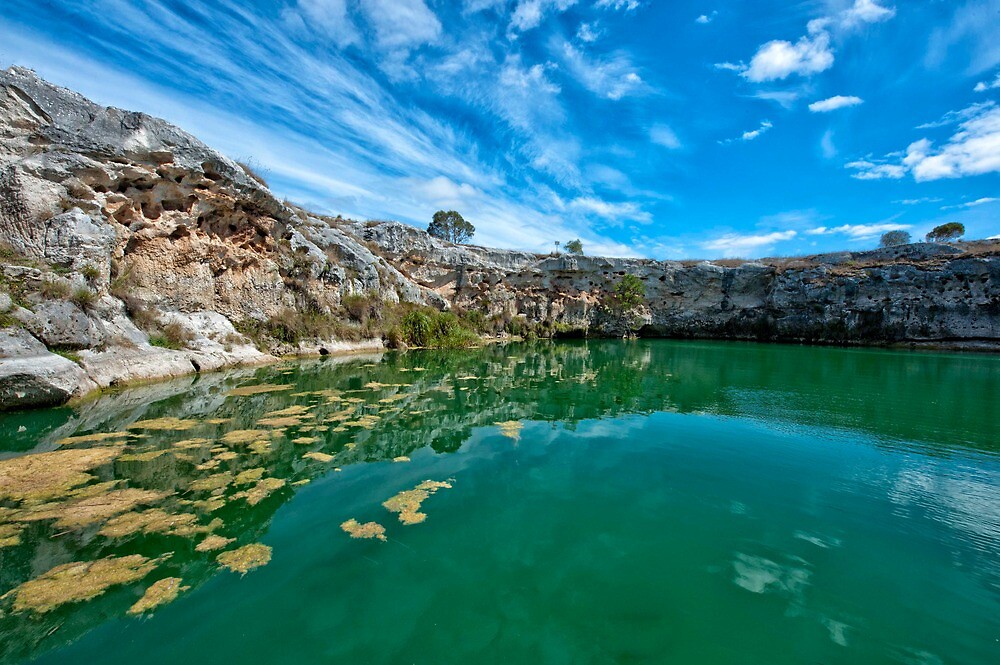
[1, 67, 998, 411]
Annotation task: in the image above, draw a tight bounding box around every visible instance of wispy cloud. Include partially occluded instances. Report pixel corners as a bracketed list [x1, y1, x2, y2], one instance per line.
[941, 197, 999, 210]
[556, 39, 646, 100]
[975, 71, 1000, 92]
[809, 95, 863, 112]
[721, 120, 773, 144]
[509, 0, 579, 34]
[701, 230, 797, 256]
[569, 196, 652, 223]
[806, 222, 910, 240]
[848, 102, 1000, 181]
[595, 0, 640, 11]
[650, 124, 682, 149]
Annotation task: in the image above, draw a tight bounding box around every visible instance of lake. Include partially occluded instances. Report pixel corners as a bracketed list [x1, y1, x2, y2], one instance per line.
[0, 340, 997, 664]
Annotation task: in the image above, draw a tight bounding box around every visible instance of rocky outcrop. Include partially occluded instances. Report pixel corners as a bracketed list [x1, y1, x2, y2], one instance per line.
[0, 67, 998, 411]
[360, 221, 1000, 344]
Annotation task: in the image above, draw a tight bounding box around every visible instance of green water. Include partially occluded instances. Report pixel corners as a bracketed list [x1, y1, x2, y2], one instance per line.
[1, 340, 998, 664]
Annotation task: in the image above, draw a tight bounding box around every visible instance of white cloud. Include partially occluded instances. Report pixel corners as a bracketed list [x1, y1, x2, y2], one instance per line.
[743, 30, 833, 82]
[894, 197, 943, 205]
[282, 0, 359, 45]
[558, 41, 646, 100]
[942, 197, 999, 209]
[650, 124, 681, 149]
[821, 129, 837, 158]
[701, 230, 797, 256]
[696, 11, 717, 24]
[510, 0, 579, 33]
[358, 0, 441, 49]
[577, 21, 601, 42]
[749, 90, 801, 108]
[839, 0, 896, 30]
[570, 196, 652, 223]
[974, 72, 1000, 92]
[727, 0, 894, 82]
[809, 95, 864, 112]
[904, 103, 1000, 181]
[916, 102, 994, 129]
[844, 159, 906, 180]
[806, 222, 910, 240]
[596, 0, 640, 11]
[722, 120, 772, 144]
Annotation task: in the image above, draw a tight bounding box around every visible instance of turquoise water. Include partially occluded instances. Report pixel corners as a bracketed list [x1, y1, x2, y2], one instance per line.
[1, 340, 998, 663]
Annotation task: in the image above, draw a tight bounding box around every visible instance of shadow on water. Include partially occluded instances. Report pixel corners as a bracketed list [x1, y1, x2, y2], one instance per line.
[0, 339, 997, 662]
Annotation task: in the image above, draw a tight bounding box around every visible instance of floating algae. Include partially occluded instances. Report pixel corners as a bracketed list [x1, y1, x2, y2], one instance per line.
[119, 449, 172, 463]
[0, 522, 24, 548]
[495, 421, 524, 442]
[98, 509, 203, 539]
[193, 497, 226, 513]
[244, 478, 286, 506]
[257, 415, 304, 428]
[382, 480, 454, 525]
[204, 418, 231, 425]
[128, 577, 189, 615]
[264, 405, 312, 417]
[188, 472, 233, 493]
[56, 431, 132, 446]
[196, 459, 221, 471]
[14, 488, 169, 530]
[248, 440, 272, 455]
[6, 554, 159, 614]
[234, 468, 266, 485]
[392, 456, 411, 463]
[303, 452, 334, 463]
[291, 436, 319, 445]
[227, 384, 293, 397]
[221, 430, 262, 445]
[340, 519, 387, 541]
[127, 417, 200, 431]
[217, 543, 272, 574]
[195, 534, 235, 552]
[173, 438, 212, 450]
[214, 451, 239, 461]
[0, 448, 120, 503]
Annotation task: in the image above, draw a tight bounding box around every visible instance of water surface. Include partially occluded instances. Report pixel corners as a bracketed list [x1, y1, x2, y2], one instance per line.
[1, 340, 998, 664]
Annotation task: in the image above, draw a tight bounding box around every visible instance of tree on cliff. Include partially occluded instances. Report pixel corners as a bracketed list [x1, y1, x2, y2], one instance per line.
[564, 239, 584, 254]
[925, 222, 964, 243]
[428, 210, 475, 244]
[880, 230, 911, 247]
[604, 274, 646, 334]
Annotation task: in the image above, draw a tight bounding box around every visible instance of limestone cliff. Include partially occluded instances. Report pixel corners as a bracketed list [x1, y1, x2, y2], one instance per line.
[1, 67, 998, 411]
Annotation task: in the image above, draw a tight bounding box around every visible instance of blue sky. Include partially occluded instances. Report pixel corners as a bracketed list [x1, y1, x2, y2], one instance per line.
[1, 0, 999, 258]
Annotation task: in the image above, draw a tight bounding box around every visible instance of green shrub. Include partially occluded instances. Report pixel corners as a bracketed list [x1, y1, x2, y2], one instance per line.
[40, 279, 71, 300]
[402, 310, 433, 347]
[81, 264, 101, 282]
[70, 287, 96, 310]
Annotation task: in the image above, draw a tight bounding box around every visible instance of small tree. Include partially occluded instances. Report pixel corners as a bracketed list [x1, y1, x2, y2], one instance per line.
[564, 239, 584, 255]
[427, 210, 475, 244]
[926, 222, 964, 243]
[880, 230, 911, 247]
[605, 273, 646, 334]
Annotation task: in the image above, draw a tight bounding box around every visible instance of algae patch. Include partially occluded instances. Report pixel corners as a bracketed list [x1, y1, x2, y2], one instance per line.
[227, 383, 293, 397]
[5, 554, 159, 614]
[0, 448, 120, 503]
[382, 480, 454, 525]
[195, 534, 235, 552]
[128, 577, 189, 615]
[217, 543, 272, 574]
[341, 519, 387, 541]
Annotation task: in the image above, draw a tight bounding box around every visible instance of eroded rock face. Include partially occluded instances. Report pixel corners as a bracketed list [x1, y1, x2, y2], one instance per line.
[0, 66, 998, 412]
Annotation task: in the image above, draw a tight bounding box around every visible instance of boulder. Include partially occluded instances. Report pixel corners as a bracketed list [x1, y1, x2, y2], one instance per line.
[20, 300, 106, 349]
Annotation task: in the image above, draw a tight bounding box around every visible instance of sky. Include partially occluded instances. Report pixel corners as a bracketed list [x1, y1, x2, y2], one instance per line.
[1, 0, 999, 259]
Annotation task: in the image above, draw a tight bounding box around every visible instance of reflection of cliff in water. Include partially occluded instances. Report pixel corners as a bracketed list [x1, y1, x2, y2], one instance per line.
[1, 340, 997, 663]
